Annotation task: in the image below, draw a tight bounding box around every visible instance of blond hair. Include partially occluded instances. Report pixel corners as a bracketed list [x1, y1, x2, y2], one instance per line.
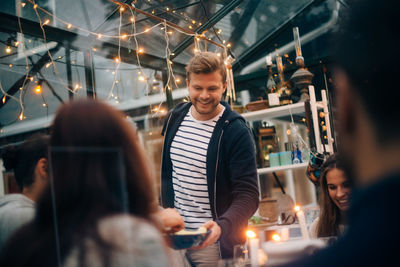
[186, 52, 227, 83]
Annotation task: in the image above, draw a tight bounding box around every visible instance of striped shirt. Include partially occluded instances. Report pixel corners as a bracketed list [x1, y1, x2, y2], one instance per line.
[170, 106, 225, 230]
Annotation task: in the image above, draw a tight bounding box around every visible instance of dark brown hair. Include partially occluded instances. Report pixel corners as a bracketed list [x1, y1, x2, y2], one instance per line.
[316, 154, 350, 237]
[0, 99, 157, 266]
[186, 51, 227, 83]
[1, 134, 49, 190]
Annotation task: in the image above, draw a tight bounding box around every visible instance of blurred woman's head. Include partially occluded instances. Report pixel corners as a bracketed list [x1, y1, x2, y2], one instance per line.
[40, 99, 156, 223]
[317, 153, 352, 237]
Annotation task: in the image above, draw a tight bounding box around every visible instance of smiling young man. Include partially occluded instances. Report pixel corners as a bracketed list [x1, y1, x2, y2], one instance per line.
[160, 52, 259, 266]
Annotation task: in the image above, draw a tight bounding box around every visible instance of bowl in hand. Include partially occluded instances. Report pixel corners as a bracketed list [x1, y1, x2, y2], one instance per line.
[168, 227, 211, 250]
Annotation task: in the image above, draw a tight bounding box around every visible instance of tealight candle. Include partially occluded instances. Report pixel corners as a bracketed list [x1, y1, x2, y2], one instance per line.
[250, 238, 259, 267]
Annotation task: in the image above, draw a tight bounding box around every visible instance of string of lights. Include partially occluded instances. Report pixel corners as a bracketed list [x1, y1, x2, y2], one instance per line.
[0, 0, 234, 126]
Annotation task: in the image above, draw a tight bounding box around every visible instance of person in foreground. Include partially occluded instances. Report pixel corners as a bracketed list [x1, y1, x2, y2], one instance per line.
[282, 1, 400, 266]
[0, 134, 49, 249]
[160, 51, 259, 265]
[309, 154, 352, 238]
[0, 100, 171, 267]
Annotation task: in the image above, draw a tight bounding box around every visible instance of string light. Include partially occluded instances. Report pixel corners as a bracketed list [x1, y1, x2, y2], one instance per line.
[3, 0, 230, 123]
[2, 96, 6, 104]
[9, 64, 13, 68]
[34, 84, 42, 94]
[5, 46, 12, 54]
[14, 41, 20, 47]
[19, 111, 24, 120]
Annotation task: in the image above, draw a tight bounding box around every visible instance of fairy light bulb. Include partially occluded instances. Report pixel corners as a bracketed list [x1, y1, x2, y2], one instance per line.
[67, 23, 72, 29]
[97, 33, 103, 39]
[21, 2, 26, 7]
[137, 47, 144, 54]
[19, 111, 24, 120]
[114, 57, 120, 63]
[5, 46, 12, 54]
[121, 33, 127, 40]
[45, 62, 52, 68]
[2, 96, 6, 104]
[43, 19, 50, 25]
[34, 84, 42, 94]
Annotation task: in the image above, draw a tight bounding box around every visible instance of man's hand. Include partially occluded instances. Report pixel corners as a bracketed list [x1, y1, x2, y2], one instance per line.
[156, 208, 185, 233]
[191, 220, 221, 249]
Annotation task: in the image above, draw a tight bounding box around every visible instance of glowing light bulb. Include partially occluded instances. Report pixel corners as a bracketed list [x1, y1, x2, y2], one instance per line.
[138, 47, 144, 54]
[114, 57, 120, 63]
[67, 23, 72, 29]
[34, 84, 42, 94]
[43, 19, 50, 25]
[9, 64, 12, 68]
[42, 103, 47, 107]
[97, 33, 103, 39]
[120, 34, 127, 40]
[19, 112, 24, 120]
[130, 16, 135, 22]
[119, 6, 125, 12]
[33, 4, 37, 9]
[21, 2, 26, 7]
[138, 76, 145, 81]
[14, 41, 20, 47]
[294, 205, 301, 212]
[45, 62, 52, 68]
[176, 78, 181, 84]
[2, 96, 6, 104]
[5, 46, 12, 54]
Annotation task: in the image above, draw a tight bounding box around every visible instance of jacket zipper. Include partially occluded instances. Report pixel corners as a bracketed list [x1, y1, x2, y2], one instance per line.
[160, 112, 173, 206]
[214, 120, 229, 259]
[213, 120, 230, 218]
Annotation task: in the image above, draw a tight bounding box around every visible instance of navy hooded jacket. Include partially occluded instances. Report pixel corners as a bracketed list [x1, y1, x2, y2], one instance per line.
[160, 101, 259, 258]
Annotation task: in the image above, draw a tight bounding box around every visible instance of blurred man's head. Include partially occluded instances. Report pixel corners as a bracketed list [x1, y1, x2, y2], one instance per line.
[332, 0, 400, 185]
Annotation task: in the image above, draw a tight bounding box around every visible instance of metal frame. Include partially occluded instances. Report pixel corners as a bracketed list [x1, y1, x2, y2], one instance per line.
[232, 0, 325, 72]
[170, 0, 244, 60]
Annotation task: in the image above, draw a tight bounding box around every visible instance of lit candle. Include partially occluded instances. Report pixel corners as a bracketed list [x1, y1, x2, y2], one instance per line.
[250, 238, 259, 267]
[295, 205, 310, 240]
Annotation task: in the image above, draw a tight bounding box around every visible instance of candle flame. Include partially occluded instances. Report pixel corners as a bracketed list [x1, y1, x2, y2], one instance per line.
[272, 233, 281, 242]
[246, 230, 256, 239]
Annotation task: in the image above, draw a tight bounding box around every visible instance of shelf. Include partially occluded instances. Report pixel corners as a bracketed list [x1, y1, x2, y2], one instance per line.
[241, 102, 305, 121]
[257, 162, 308, 175]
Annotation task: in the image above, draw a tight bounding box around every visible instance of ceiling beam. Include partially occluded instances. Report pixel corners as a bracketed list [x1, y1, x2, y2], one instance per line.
[0, 12, 187, 73]
[232, 0, 325, 72]
[170, 0, 244, 60]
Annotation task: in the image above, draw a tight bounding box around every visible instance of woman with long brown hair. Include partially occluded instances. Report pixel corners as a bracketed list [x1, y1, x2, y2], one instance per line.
[310, 154, 352, 238]
[0, 99, 171, 267]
